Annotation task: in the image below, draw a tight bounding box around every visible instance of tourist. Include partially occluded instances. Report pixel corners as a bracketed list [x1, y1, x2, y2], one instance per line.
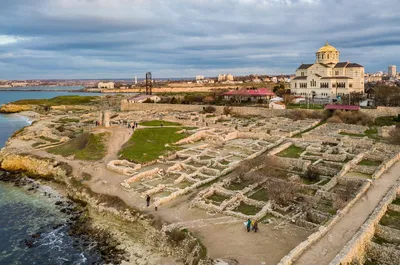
[253, 220, 258, 233]
[246, 218, 251, 232]
[160, 122, 163, 127]
[146, 195, 151, 207]
[128, 123, 131, 129]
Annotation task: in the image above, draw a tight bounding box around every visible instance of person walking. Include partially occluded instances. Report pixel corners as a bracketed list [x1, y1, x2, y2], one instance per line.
[246, 218, 251, 232]
[146, 195, 151, 207]
[253, 220, 258, 233]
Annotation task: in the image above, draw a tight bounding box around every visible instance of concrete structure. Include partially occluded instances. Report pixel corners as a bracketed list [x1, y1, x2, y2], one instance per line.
[388, 65, 397, 77]
[97, 82, 115, 89]
[127, 95, 161, 103]
[290, 42, 365, 100]
[218, 74, 234, 82]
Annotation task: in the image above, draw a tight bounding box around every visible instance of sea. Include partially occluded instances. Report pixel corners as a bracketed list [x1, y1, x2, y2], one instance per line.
[0, 87, 105, 264]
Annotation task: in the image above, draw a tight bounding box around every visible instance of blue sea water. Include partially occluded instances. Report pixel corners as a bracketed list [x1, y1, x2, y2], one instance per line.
[0, 88, 104, 264]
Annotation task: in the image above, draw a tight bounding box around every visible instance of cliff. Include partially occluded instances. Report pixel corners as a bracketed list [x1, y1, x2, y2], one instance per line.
[0, 104, 32, 113]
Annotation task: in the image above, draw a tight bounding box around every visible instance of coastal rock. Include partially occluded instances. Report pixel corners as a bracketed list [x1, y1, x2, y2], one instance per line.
[0, 103, 32, 113]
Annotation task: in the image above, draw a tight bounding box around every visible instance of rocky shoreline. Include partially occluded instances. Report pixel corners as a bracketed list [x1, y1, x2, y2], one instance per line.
[0, 169, 127, 264]
[0, 152, 213, 265]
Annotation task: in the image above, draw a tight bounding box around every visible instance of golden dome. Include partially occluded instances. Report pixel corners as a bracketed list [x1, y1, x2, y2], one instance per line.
[317, 41, 338, 53]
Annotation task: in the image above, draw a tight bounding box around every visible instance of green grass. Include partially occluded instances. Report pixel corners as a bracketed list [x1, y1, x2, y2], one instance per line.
[380, 209, 400, 230]
[358, 159, 381, 167]
[392, 198, 400, 206]
[235, 202, 261, 216]
[249, 189, 269, 201]
[226, 180, 253, 191]
[119, 127, 187, 163]
[48, 132, 108, 161]
[208, 193, 229, 203]
[13, 95, 98, 106]
[39, 136, 59, 143]
[139, 120, 181, 126]
[277, 145, 304, 158]
[339, 132, 365, 137]
[287, 104, 324, 110]
[374, 116, 400, 127]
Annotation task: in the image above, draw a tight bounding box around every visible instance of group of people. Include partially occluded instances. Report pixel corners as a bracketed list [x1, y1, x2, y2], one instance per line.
[245, 218, 259, 233]
[127, 121, 138, 130]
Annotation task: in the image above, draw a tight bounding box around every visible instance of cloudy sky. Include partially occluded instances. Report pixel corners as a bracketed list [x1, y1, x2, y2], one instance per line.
[0, 0, 399, 80]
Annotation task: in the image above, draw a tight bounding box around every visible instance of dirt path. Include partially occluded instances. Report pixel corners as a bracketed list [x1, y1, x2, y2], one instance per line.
[293, 161, 400, 265]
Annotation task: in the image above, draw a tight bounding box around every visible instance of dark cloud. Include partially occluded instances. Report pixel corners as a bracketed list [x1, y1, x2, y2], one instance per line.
[0, 0, 399, 79]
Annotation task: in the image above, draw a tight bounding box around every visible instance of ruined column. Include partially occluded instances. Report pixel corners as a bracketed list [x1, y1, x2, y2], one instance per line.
[103, 110, 111, 128]
[98, 111, 103, 126]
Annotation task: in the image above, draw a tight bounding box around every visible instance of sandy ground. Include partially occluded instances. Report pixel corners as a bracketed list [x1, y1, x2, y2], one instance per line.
[293, 162, 400, 265]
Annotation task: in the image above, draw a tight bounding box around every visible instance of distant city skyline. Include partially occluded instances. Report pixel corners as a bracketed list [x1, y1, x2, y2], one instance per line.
[0, 0, 399, 80]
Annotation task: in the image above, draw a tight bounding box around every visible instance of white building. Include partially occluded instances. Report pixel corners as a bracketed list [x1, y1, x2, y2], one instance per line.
[388, 65, 397, 77]
[97, 82, 115, 89]
[290, 42, 364, 99]
[196, 75, 205, 81]
[218, 74, 234, 82]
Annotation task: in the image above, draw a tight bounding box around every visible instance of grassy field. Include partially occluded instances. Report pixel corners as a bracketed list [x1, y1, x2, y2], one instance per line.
[235, 202, 261, 216]
[358, 159, 381, 167]
[374, 116, 400, 127]
[139, 120, 181, 126]
[119, 127, 187, 163]
[48, 132, 108, 161]
[13, 95, 98, 106]
[287, 104, 324, 110]
[277, 145, 304, 158]
[380, 209, 400, 230]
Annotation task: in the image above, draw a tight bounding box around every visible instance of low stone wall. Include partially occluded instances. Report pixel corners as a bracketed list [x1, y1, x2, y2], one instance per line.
[361, 107, 400, 118]
[372, 153, 400, 179]
[121, 101, 292, 118]
[277, 181, 371, 265]
[328, 183, 400, 265]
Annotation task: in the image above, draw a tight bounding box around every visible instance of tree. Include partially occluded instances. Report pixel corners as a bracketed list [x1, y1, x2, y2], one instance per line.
[374, 85, 400, 106]
[341, 92, 364, 105]
[283, 94, 295, 106]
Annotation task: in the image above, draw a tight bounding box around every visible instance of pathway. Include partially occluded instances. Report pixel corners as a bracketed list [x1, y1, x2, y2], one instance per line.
[293, 161, 400, 265]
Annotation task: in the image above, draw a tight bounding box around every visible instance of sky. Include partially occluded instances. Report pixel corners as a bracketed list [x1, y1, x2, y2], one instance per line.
[0, 0, 399, 80]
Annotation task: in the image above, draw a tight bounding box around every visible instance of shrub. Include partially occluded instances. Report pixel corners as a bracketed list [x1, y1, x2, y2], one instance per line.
[170, 97, 178, 104]
[327, 110, 373, 126]
[167, 228, 186, 244]
[223, 106, 233, 115]
[326, 115, 343, 123]
[303, 166, 320, 183]
[203, 105, 216, 113]
[202, 96, 215, 104]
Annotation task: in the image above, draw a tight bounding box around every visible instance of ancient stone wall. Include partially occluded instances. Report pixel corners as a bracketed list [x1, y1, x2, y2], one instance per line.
[121, 101, 289, 118]
[361, 107, 400, 118]
[277, 181, 371, 265]
[328, 184, 400, 265]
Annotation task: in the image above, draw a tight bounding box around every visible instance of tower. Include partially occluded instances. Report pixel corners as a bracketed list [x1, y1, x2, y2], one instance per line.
[134, 76, 137, 85]
[145, 72, 152, 95]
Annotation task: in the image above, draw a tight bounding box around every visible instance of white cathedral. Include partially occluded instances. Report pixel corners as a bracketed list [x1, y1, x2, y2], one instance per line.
[290, 42, 364, 99]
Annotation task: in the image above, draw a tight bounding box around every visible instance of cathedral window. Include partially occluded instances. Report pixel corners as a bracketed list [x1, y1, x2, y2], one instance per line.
[335, 71, 339, 76]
